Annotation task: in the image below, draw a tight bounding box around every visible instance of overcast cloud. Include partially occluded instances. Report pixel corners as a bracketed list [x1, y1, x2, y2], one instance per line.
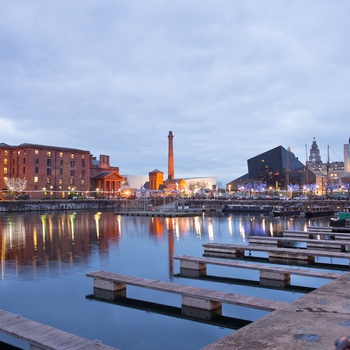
[1, 1, 349, 185]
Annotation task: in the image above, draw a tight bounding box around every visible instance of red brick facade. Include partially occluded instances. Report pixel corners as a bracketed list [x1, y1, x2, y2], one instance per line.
[0, 143, 123, 199]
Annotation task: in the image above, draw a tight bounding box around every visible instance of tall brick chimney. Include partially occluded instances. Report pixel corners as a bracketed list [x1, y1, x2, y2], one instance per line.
[168, 131, 174, 180]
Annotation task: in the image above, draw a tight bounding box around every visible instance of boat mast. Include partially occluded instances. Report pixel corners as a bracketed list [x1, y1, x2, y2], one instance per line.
[327, 143, 330, 182]
[305, 142, 308, 184]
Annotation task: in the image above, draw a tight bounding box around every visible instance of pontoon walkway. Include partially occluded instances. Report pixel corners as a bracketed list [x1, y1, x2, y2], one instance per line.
[0, 309, 117, 350]
[203, 243, 350, 266]
[174, 255, 341, 287]
[86, 271, 287, 320]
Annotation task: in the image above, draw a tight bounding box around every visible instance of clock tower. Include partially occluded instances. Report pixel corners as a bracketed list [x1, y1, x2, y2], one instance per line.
[308, 137, 322, 170]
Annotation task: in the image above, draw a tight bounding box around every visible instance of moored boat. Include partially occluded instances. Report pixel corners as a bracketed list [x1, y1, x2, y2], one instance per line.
[272, 206, 301, 217]
[222, 204, 273, 215]
[304, 206, 334, 218]
[330, 207, 350, 227]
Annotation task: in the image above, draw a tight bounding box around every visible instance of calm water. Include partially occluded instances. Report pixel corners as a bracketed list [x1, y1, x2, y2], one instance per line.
[0, 210, 341, 350]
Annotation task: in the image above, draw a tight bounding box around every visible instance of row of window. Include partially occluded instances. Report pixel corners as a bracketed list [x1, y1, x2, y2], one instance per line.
[0, 149, 85, 159]
[0, 159, 86, 168]
[34, 177, 85, 185]
[2, 167, 86, 177]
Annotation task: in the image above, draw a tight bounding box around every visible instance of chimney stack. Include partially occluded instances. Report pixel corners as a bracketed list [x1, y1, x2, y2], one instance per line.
[168, 131, 174, 180]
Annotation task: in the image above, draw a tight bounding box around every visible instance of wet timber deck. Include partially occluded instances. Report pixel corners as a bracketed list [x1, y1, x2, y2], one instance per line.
[0, 309, 118, 350]
[174, 255, 342, 280]
[86, 270, 287, 312]
[248, 235, 350, 251]
[203, 242, 350, 266]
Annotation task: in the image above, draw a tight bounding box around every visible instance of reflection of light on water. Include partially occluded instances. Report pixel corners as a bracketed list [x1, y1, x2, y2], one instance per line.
[208, 220, 214, 241]
[94, 212, 102, 239]
[239, 217, 246, 241]
[194, 216, 201, 238]
[1, 230, 5, 280]
[269, 222, 274, 236]
[117, 215, 122, 236]
[69, 212, 76, 241]
[173, 218, 180, 240]
[227, 216, 233, 236]
[33, 227, 37, 252]
[41, 214, 47, 242]
[261, 218, 266, 233]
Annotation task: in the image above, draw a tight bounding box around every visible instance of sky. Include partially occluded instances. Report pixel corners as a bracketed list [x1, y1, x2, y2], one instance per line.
[1, 1, 350, 185]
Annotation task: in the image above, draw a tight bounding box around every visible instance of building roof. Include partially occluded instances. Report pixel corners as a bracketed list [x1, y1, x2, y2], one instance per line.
[16, 143, 90, 153]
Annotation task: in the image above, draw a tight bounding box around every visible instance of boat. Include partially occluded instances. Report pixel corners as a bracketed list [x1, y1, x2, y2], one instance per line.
[222, 204, 273, 215]
[304, 206, 334, 218]
[330, 207, 350, 227]
[272, 206, 301, 217]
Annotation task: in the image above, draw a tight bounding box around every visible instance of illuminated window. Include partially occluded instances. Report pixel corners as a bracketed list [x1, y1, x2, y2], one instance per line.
[4, 159, 7, 165]
[46, 177, 51, 184]
[59, 178, 63, 184]
[4, 167, 7, 174]
[70, 153, 74, 159]
[81, 179, 85, 185]
[17, 150, 20, 155]
[34, 176, 38, 183]
[47, 151, 51, 157]
[35, 150, 39, 155]
[4, 150, 8, 156]
[70, 178, 74, 184]
[59, 152, 63, 157]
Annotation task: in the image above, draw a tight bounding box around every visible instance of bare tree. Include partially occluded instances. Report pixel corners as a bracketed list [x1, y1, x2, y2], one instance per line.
[187, 181, 197, 197]
[5, 177, 27, 194]
[197, 180, 208, 192]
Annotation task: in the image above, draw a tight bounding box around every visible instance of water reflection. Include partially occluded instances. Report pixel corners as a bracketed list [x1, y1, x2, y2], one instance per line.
[0, 210, 336, 350]
[0, 211, 331, 281]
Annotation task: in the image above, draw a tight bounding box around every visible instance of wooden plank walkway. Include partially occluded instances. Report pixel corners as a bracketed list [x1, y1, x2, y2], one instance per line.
[86, 271, 287, 314]
[282, 229, 350, 240]
[248, 235, 350, 251]
[203, 243, 350, 266]
[174, 255, 341, 280]
[0, 309, 118, 350]
[307, 225, 350, 233]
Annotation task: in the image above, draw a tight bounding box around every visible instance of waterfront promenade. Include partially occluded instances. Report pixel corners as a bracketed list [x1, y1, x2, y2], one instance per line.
[203, 272, 350, 349]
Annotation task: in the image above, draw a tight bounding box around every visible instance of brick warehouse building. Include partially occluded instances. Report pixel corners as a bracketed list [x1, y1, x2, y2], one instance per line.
[0, 143, 123, 199]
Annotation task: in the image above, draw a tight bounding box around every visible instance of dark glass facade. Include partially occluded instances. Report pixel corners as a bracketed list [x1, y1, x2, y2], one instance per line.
[247, 146, 315, 188]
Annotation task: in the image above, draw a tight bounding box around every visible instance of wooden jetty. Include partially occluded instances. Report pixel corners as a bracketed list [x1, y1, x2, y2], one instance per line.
[248, 235, 350, 252]
[114, 210, 203, 217]
[86, 271, 287, 320]
[282, 229, 350, 241]
[307, 225, 350, 233]
[0, 309, 118, 350]
[203, 243, 350, 266]
[174, 255, 341, 287]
